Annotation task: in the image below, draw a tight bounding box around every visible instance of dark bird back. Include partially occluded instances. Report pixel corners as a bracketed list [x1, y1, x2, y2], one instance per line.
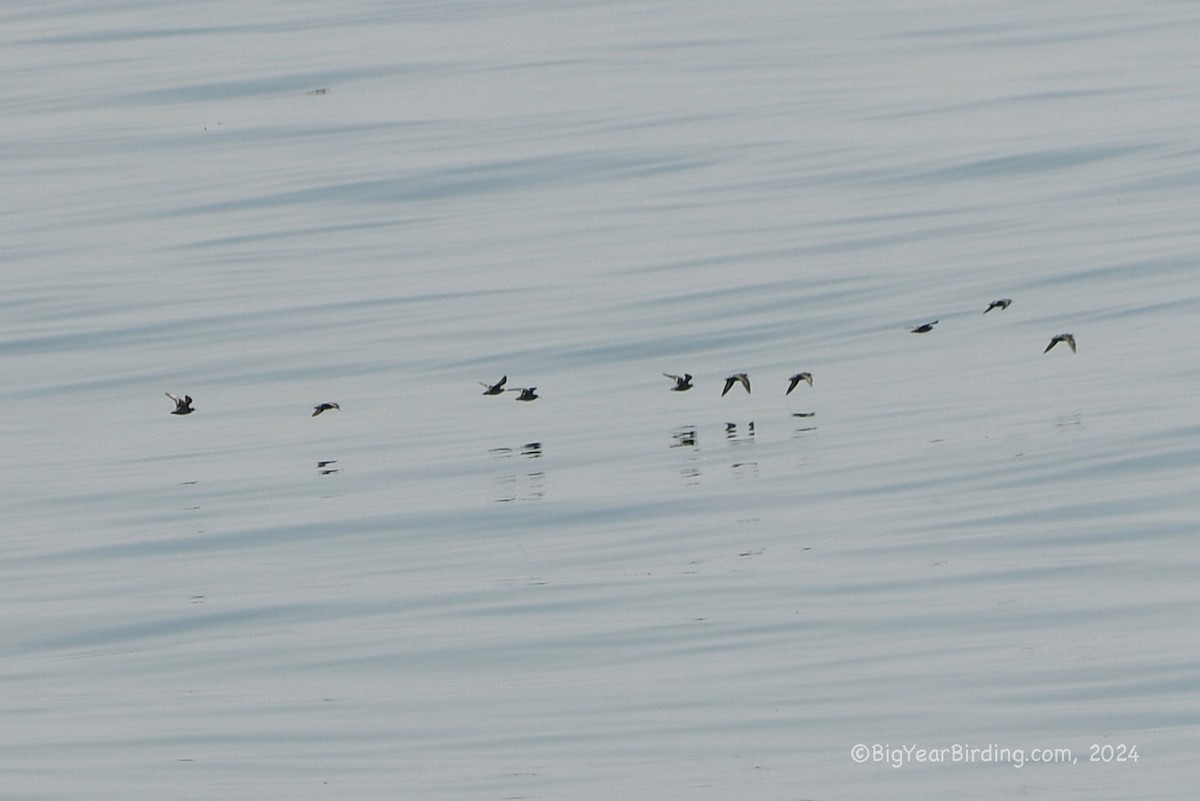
[664, 372, 693, 391]
[480, 375, 508, 395]
[166, 393, 194, 415]
[312, 402, 340, 417]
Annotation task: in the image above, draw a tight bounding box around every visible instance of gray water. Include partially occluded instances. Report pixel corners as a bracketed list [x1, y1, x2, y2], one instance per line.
[4, 1, 1200, 798]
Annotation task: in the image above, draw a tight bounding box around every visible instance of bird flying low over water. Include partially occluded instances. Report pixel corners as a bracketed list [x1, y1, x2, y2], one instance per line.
[312, 402, 340, 417]
[166, 393, 194, 415]
[512, 387, 539, 401]
[984, 298, 1012, 313]
[910, 320, 938, 333]
[480, 375, 508, 395]
[1044, 333, 1076, 353]
[664, 372, 693, 391]
[786, 372, 813, 395]
[722, 373, 751, 396]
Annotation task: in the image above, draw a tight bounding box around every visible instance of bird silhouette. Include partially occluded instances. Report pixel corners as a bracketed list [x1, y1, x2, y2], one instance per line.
[480, 376, 508, 395]
[664, 372, 693, 391]
[786, 372, 813, 395]
[1044, 333, 1076, 353]
[166, 393, 194, 415]
[722, 373, 751, 396]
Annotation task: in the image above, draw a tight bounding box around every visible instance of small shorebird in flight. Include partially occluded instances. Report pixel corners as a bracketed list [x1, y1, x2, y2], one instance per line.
[910, 320, 938, 333]
[1044, 333, 1076, 353]
[480, 375, 508, 395]
[663, 372, 693, 391]
[166, 393, 194, 415]
[312, 402, 340, 417]
[512, 387, 539, 401]
[722, 373, 751, 396]
[984, 298, 1012, 313]
[786, 372, 813, 395]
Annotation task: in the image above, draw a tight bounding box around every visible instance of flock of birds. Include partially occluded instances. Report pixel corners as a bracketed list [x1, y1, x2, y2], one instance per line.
[902, 299, 1076, 350]
[164, 298, 1076, 416]
[478, 375, 539, 401]
[165, 393, 342, 417]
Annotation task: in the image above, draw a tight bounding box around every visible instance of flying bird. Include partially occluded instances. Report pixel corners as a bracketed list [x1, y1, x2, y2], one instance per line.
[166, 393, 194, 415]
[663, 372, 693, 391]
[786, 372, 813, 395]
[910, 320, 938, 333]
[480, 375, 508, 395]
[1044, 333, 1076, 353]
[722, 373, 751, 396]
[513, 387, 539, 401]
[984, 298, 1012, 313]
[312, 402, 340, 417]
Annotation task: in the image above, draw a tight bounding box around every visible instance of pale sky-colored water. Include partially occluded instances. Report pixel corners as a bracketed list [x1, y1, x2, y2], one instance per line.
[4, 2, 1200, 798]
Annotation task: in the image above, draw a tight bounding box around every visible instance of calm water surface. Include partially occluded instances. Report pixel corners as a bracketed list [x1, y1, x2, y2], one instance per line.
[4, 1, 1200, 798]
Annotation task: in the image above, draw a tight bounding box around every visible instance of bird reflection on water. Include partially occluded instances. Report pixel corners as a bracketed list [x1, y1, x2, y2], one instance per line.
[671, 426, 698, 448]
[670, 426, 701, 484]
[490, 442, 544, 502]
[790, 411, 818, 438]
[725, 421, 755, 442]
[725, 422, 758, 478]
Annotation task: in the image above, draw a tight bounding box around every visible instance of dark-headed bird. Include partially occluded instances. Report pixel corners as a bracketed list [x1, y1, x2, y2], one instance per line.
[513, 387, 539, 401]
[312, 402, 340, 417]
[664, 372, 693, 391]
[984, 298, 1012, 314]
[786, 372, 813, 395]
[1044, 333, 1076, 353]
[910, 320, 938, 333]
[722, 373, 751, 396]
[166, 393, 194, 415]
